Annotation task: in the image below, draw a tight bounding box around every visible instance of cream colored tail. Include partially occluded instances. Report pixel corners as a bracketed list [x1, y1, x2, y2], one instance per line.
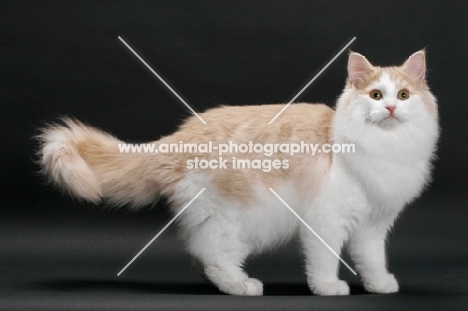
[38, 119, 160, 208]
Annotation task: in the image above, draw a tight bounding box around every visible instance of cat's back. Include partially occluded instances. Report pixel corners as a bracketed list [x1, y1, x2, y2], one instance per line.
[176, 103, 335, 143]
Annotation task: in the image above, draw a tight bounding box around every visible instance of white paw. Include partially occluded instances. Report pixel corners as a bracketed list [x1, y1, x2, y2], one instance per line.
[364, 273, 399, 294]
[218, 278, 264, 296]
[311, 280, 350, 296]
[243, 278, 264, 296]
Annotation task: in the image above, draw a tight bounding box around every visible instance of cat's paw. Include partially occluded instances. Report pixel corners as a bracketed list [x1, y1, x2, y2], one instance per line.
[243, 278, 264, 296]
[219, 278, 264, 296]
[364, 273, 399, 294]
[311, 280, 350, 296]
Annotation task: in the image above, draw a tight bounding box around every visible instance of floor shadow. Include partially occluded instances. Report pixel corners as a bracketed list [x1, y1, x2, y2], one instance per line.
[398, 285, 467, 296]
[35, 279, 222, 295]
[33, 279, 373, 296]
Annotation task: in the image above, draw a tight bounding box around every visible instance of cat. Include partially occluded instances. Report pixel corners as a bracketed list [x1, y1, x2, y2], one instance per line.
[38, 50, 439, 296]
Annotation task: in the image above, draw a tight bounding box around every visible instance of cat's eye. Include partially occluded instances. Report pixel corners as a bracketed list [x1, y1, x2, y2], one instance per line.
[369, 90, 382, 100]
[398, 89, 410, 100]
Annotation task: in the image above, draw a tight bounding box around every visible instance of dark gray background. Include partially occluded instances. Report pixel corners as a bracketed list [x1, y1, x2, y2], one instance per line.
[1, 1, 467, 310]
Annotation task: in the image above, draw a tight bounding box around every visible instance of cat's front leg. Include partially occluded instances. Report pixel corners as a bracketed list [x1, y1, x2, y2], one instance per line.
[300, 211, 350, 296]
[348, 227, 399, 294]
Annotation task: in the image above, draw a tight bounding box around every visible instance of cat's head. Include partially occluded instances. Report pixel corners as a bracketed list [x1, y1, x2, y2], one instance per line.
[336, 50, 438, 129]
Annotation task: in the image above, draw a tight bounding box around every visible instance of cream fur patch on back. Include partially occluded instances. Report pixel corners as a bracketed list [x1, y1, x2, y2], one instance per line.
[155, 103, 334, 206]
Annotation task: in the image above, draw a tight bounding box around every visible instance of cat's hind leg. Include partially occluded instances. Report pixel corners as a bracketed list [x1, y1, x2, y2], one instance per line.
[173, 172, 263, 296]
[200, 259, 263, 296]
[185, 216, 263, 296]
[190, 256, 263, 296]
[179, 201, 263, 296]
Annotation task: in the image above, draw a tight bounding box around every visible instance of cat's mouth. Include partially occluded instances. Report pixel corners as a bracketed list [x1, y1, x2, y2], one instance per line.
[384, 114, 398, 121]
[378, 114, 402, 128]
[367, 110, 404, 124]
[368, 112, 402, 128]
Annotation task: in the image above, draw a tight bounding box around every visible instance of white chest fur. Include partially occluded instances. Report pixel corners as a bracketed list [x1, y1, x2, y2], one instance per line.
[333, 111, 438, 224]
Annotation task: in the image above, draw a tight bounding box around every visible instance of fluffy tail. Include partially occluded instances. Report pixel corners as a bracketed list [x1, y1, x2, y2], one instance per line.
[37, 118, 160, 207]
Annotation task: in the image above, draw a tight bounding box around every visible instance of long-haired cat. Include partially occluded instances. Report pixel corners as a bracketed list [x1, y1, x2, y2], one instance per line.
[38, 50, 438, 296]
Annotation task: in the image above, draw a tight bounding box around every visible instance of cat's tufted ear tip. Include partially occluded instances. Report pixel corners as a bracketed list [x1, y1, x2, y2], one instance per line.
[348, 50, 363, 57]
[403, 50, 426, 85]
[348, 52, 373, 87]
[348, 51, 367, 64]
[408, 50, 426, 64]
[413, 49, 426, 56]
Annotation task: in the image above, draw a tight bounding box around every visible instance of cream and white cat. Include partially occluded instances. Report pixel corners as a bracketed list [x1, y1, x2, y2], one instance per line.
[38, 50, 438, 296]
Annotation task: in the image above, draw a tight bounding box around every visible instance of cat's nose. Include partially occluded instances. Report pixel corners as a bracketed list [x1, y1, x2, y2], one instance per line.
[385, 105, 396, 115]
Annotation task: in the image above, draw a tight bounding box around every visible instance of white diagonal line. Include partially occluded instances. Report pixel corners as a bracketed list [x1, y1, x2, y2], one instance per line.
[268, 37, 356, 124]
[268, 188, 357, 275]
[117, 188, 206, 276]
[118, 36, 207, 125]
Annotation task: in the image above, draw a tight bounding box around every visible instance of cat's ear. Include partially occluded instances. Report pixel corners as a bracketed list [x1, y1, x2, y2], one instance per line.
[348, 52, 374, 88]
[402, 50, 426, 85]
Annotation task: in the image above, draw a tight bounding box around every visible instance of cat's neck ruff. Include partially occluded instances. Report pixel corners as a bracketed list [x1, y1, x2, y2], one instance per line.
[331, 107, 438, 214]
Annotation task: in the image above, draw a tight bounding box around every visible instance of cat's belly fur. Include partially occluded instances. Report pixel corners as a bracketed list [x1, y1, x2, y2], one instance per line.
[173, 171, 303, 254]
